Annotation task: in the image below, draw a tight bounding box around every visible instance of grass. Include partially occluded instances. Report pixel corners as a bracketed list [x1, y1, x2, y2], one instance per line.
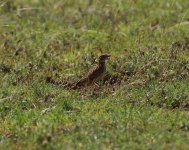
[1, 0, 189, 149]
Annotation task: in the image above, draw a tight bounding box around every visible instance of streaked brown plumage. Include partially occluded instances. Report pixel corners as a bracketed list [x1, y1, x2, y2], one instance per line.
[72, 54, 111, 89]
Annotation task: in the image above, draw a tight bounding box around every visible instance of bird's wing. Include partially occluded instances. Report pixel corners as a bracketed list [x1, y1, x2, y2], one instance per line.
[84, 64, 99, 79]
[74, 65, 98, 85]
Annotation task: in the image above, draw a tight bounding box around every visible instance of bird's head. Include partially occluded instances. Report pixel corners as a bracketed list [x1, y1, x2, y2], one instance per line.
[99, 54, 111, 63]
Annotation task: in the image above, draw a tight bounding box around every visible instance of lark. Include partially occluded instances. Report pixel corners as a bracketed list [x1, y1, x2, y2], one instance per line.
[72, 54, 111, 89]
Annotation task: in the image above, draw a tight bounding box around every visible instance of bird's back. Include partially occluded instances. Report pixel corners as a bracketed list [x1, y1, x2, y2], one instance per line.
[72, 63, 105, 89]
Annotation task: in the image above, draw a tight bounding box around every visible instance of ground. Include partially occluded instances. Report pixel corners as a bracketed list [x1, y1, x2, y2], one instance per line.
[0, 0, 189, 149]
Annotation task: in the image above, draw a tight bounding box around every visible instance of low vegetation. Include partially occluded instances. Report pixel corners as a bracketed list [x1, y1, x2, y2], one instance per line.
[0, 0, 189, 149]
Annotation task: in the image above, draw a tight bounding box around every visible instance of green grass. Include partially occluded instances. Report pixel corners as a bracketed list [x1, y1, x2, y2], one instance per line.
[1, 0, 189, 149]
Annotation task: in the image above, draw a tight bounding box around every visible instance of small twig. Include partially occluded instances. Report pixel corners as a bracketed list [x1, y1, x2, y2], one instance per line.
[0, 24, 16, 27]
[64, 110, 81, 113]
[0, 96, 13, 103]
[17, 8, 43, 11]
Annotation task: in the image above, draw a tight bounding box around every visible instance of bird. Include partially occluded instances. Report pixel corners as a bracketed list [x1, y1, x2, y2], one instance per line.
[72, 54, 111, 89]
